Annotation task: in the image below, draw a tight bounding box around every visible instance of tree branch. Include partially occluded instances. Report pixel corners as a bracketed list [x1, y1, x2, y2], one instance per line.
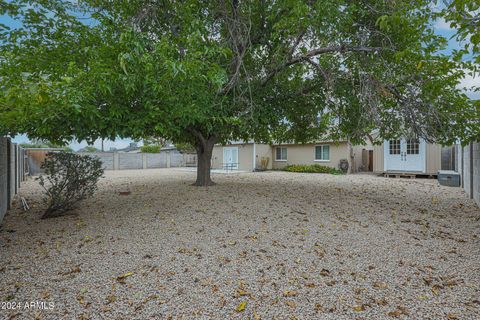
[187, 127, 207, 149]
[287, 30, 305, 58]
[261, 45, 383, 86]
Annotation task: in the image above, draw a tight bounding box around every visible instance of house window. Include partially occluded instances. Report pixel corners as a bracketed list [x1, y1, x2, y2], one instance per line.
[406, 139, 419, 154]
[389, 140, 400, 155]
[315, 145, 330, 161]
[275, 147, 287, 161]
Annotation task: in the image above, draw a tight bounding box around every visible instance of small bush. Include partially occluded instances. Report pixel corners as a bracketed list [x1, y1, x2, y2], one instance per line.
[260, 157, 270, 170]
[38, 152, 104, 218]
[175, 143, 195, 153]
[282, 164, 343, 175]
[140, 145, 161, 153]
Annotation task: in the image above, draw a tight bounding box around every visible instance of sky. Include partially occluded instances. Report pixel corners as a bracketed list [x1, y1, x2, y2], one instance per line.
[3, 6, 479, 150]
[10, 136, 143, 151]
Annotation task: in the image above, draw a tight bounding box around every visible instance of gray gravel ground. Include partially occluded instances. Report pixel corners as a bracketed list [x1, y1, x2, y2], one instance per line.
[0, 169, 479, 320]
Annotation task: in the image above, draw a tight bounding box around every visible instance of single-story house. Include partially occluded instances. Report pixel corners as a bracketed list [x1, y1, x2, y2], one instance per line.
[373, 138, 443, 175]
[211, 140, 373, 173]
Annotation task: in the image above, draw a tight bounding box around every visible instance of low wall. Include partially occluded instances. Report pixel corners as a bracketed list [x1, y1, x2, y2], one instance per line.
[26, 150, 194, 174]
[456, 142, 480, 207]
[0, 138, 8, 223]
[79, 150, 192, 170]
[0, 137, 26, 224]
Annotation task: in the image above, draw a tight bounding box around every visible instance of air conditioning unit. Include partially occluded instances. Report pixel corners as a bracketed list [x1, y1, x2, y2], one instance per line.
[437, 170, 460, 187]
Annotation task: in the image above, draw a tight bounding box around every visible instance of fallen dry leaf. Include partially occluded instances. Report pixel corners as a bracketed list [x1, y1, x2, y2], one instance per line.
[353, 305, 366, 312]
[314, 303, 325, 312]
[106, 295, 116, 304]
[116, 272, 134, 283]
[283, 290, 298, 297]
[373, 281, 388, 289]
[236, 301, 247, 312]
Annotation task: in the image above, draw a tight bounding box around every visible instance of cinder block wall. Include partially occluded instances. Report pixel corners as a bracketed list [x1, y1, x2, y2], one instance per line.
[118, 153, 143, 170]
[0, 138, 25, 224]
[456, 142, 480, 208]
[81, 150, 187, 170]
[9, 141, 16, 206]
[0, 137, 8, 222]
[80, 152, 115, 170]
[473, 142, 480, 207]
[463, 144, 471, 197]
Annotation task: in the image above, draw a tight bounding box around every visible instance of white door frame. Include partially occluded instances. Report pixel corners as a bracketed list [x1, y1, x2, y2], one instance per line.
[384, 138, 426, 173]
[223, 147, 239, 170]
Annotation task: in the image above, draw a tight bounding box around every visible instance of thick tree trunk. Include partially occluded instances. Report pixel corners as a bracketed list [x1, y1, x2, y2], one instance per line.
[193, 137, 216, 186]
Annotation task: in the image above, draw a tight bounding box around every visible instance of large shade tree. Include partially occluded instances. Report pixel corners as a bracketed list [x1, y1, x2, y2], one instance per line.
[0, 0, 475, 185]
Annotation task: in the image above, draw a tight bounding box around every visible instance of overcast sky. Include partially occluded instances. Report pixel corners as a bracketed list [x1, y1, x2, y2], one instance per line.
[4, 8, 478, 150]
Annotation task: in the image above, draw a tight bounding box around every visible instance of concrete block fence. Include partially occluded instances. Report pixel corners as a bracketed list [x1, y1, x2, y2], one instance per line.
[79, 150, 194, 170]
[26, 149, 197, 175]
[0, 137, 26, 224]
[456, 142, 480, 208]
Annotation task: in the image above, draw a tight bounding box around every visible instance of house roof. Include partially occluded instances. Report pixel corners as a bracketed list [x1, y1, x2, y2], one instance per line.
[116, 142, 140, 153]
[219, 138, 349, 146]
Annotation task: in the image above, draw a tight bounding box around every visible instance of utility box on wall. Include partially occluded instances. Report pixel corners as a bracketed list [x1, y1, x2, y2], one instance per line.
[437, 170, 461, 187]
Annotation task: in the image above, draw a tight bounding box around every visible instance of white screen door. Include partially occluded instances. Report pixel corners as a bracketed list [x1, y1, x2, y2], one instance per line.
[223, 147, 238, 169]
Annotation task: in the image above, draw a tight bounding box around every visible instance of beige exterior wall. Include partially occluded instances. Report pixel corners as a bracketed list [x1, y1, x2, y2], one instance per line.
[212, 144, 253, 171]
[212, 143, 273, 171]
[254, 144, 273, 170]
[213, 141, 373, 173]
[373, 144, 384, 173]
[350, 143, 374, 173]
[373, 142, 443, 174]
[271, 142, 350, 171]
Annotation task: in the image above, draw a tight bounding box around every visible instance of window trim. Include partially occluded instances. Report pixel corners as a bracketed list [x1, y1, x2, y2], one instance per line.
[406, 138, 419, 155]
[314, 144, 330, 162]
[275, 147, 287, 162]
[389, 139, 401, 155]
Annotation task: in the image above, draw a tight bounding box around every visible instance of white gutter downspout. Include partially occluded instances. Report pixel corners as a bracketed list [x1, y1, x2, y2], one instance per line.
[253, 143, 256, 172]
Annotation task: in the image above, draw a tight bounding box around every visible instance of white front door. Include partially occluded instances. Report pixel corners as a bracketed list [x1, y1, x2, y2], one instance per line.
[384, 138, 426, 172]
[223, 147, 238, 169]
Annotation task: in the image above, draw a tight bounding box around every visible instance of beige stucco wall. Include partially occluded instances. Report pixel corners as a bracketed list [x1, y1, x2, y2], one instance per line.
[254, 144, 273, 170]
[373, 144, 384, 173]
[212, 144, 253, 171]
[271, 143, 350, 171]
[212, 143, 273, 171]
[350, 144, 374, 173]
[213, 141, 372, 173]
[373, 142, 443, 174]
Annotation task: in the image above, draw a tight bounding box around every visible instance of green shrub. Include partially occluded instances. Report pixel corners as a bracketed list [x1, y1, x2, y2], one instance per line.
[38, 152, 104, 218]
[282, 164, 343, 175]
[82, 146, 100, 152]
[140, 145, 161, 153]
[175, 143, 195, 153]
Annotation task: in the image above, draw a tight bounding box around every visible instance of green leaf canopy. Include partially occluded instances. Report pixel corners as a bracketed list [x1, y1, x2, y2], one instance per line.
[0, 0, 477, 147]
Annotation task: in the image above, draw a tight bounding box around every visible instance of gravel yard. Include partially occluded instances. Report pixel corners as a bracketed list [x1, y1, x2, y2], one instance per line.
[1, 169, 479, 320]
